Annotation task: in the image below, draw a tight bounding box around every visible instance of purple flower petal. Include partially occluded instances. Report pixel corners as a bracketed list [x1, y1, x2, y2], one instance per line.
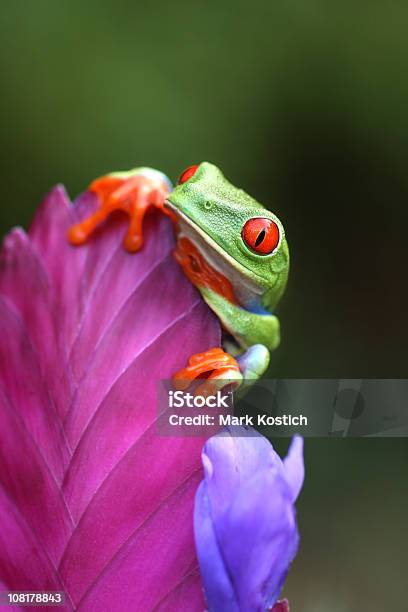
[0, 186, 221, 609]
[283, 436, 304, 502]
[194, 427, 304, 612]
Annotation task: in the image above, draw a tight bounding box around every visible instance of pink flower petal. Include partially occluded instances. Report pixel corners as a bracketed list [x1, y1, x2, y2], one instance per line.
[0, 186, 221, 610]
[0, 487, 63, 593]
[74, 471, 203, 611]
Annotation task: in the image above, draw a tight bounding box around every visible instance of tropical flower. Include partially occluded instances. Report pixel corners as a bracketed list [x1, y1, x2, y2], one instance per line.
[0, 186, 219, 610]
[194, 429, 304, 612]
[0, 185, 304, 611]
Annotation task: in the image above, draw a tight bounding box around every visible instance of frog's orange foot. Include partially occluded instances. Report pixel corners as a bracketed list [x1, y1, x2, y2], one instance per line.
[68, 171, 172, 252]
[173, 347, 243, 397]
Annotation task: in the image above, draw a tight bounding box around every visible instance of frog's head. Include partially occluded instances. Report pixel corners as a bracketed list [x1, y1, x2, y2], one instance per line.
[165, 162, 289, 311]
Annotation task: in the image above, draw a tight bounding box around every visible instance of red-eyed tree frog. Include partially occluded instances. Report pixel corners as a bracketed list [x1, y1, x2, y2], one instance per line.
[68, 163, 289, 394]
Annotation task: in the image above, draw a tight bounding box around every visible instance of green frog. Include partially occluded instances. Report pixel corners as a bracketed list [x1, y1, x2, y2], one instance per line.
[68, 162, 289, 394]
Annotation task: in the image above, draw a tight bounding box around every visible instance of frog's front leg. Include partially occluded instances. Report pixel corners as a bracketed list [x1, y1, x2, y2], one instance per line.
[67, 169, 173, 252]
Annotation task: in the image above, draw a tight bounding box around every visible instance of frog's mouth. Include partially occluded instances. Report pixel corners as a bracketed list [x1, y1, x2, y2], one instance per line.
[165, 200, 271, 310]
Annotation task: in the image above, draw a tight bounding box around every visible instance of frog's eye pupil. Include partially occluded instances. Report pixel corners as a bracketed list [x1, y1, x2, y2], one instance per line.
[242, 217, 280, 255]
[178, 164, 199, 185]
[255, 229, 266, 247]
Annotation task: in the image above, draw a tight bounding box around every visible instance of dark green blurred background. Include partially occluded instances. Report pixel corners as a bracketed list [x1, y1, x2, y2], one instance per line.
[0, 1, 407, 610]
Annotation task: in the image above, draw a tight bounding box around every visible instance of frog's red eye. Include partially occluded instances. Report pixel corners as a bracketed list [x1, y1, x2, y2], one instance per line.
[178, 164, 199, 185]
[242, 217, 280, 255]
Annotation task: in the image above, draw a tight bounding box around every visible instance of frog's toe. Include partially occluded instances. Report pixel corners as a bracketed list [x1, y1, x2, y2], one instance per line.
[67, 224, 88, 245]
[67, 206, 113, 246]
[123, 231, 144, 252]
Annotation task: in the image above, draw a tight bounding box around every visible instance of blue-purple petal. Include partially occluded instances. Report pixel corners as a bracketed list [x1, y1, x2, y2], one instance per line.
[219, 470, 298, 610]
[283, 436, 304, 502]
[202, 427, 283, 522]
[194, 427, 304, 611]
[194, 482, 239, 612]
